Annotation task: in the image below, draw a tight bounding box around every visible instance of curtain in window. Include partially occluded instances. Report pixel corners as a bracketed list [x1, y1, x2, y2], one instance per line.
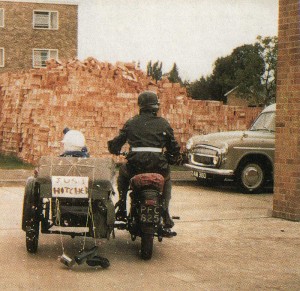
[50, 12, 58, 29]
[34, 12, 49, 28]
[0, 9, 4, 27]
[33, 49, 58, 67]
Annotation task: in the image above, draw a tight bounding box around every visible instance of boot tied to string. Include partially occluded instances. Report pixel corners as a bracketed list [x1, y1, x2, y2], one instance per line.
[115, 199, 127, 222]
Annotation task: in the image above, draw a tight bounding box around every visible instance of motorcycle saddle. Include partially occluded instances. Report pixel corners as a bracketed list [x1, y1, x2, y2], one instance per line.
[130, 173, 165, 192]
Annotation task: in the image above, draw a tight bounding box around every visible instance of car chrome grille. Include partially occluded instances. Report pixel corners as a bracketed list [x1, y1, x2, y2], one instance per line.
[193, 147, 216, 156]
[190, 145, 219, 167]
[193, 155, 213, 165]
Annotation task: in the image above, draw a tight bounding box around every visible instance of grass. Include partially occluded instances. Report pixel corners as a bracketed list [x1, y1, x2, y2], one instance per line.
[0, 154, 34, 169]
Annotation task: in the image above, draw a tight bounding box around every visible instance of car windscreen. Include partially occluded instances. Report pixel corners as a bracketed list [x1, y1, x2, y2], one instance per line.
[250, 111, 275, 132]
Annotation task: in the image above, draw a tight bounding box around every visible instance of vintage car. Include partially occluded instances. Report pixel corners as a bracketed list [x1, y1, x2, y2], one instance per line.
[184, 104, 276, 193]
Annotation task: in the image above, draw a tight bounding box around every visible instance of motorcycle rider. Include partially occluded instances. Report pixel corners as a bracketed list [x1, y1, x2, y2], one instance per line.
[108, 91, 181, 229]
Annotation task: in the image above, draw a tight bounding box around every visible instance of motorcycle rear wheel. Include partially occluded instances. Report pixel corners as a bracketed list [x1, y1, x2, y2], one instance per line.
[141, 233, 154, 260]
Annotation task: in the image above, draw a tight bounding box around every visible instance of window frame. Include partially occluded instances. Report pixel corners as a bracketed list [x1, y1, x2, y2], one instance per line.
[0, 8, 4, 28]
[33, 10, 59, 30]
[0, 48, 4, 67]
[32, 48, 58, 68]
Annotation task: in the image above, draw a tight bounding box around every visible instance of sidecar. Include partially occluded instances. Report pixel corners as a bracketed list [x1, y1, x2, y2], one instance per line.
[21, 156, 116, 253]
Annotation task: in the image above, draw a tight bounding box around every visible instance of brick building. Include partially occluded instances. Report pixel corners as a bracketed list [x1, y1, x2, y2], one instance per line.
[0, 0, 77, 72]
[273, 0, 300, 221]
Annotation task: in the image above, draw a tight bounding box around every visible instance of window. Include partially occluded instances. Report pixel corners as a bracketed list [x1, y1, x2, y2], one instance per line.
[33, 11, 58, 29]
[33, 49, 58, 68]
[0, 48, 4, 67]
[0, 8, 4, 27]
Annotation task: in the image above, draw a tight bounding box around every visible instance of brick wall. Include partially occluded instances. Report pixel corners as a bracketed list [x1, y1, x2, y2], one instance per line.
[0, 1, 77, 72]
[0, 57, 261, 164]
[273, 0, 300, 221]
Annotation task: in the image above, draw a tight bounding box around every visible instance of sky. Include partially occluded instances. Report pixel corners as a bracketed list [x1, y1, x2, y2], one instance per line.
[67, 0, 278, 81]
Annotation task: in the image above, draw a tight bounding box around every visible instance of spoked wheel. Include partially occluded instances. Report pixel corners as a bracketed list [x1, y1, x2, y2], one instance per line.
[26, 219, 40, 253]
[140, 233, 154, 260]
[22, 178, 41, 253]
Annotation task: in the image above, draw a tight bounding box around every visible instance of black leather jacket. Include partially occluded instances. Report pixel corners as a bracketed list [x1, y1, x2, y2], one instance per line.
[108, 112, 180, 175]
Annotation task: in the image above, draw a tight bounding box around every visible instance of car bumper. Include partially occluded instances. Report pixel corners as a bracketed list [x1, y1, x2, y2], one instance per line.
[184, 164, 234, 176]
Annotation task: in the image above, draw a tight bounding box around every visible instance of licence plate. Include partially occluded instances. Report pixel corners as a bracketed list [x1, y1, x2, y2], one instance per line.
[140, 205, 160, 223]
[193, 171, 207, 179]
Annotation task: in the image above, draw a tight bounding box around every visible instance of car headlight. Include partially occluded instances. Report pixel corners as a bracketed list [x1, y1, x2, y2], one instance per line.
[220, 142, 228, 155]
[213, 156, 219, 165]
[186, 139, 194, 150]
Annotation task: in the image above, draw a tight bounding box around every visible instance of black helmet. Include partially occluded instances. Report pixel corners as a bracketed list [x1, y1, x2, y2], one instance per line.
[138, 91, 160, 111]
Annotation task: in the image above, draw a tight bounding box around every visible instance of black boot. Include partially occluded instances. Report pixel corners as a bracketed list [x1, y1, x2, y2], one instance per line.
[115, 199, 127, 221]
[163, 208, 174, 229]
[116, 169, 129, 221]
[86, 256, 110, 268]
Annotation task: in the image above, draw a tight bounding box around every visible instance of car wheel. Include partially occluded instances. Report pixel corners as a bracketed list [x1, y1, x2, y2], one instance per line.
[236, 161, 266, 194]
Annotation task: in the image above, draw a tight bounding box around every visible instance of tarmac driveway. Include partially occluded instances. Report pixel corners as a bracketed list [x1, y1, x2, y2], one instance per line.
[0, 182, 299, 291]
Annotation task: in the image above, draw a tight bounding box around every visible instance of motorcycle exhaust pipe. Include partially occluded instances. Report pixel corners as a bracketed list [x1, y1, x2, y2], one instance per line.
[74, 246, 98, 265]
[60, 253, 75, 268]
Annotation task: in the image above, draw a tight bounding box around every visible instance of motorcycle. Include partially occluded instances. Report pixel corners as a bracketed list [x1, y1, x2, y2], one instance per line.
[115, 165, 178, 260]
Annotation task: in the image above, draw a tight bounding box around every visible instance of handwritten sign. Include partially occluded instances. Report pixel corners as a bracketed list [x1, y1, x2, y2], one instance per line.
[51, 176, 89, 198]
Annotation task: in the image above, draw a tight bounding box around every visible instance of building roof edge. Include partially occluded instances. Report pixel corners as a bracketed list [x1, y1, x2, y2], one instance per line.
[0, 0, 78, 5]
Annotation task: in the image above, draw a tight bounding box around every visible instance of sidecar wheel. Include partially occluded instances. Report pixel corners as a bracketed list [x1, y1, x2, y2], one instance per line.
[141, 233, 153, 260]
[22, 178, 41, 253]
[22, 177, 36, 231]
[26, 221, 40, 253]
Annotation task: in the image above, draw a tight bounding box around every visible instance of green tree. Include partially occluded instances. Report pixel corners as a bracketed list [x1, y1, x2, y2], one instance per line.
[146, 60, 152, 77]
[256, 35, 278, 105]
[168, 63, 182, 84]
[186, 75, 224, 102]
[152, 61, 163, 83]
[147, 60, 163, 83]
[214, 43, 265, 103]
[187, 35, 277, 105]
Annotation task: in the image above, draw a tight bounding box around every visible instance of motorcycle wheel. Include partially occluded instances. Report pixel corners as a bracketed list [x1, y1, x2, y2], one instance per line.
[140, 233, 154, 260]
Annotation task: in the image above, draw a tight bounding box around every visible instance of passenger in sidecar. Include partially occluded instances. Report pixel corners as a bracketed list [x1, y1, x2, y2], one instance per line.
[60, 127, 89, 158]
